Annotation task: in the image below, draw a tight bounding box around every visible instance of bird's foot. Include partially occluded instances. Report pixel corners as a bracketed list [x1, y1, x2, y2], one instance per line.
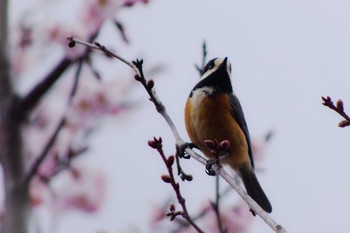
[205, 153, 229, 176]
[206, 158, 221, 176]
[177, 142, 198, 159]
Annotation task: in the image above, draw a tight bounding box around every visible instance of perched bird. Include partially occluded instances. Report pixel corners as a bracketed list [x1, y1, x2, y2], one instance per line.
[184, 57, 272, 213]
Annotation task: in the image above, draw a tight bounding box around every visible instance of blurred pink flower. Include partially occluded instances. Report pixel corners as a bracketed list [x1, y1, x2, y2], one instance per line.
[251, 131, 274, 163]
[219, 203, 253, 233]
[123, 0, 149, 7]
[149, 203, 167, 228]
[46, 23, 88, 59]
[67, 78, 132, 130]
[81, 0, 123, 31]
[37, 154, 59, 180]
[51, 164, 106, 213]
[175, 202, 252, 233]
[30, 178, 49, 207]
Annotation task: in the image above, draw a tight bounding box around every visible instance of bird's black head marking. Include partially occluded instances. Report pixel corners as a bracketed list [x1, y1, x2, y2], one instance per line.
[201, 58, 218, 75]
[192, 57, 233, 94]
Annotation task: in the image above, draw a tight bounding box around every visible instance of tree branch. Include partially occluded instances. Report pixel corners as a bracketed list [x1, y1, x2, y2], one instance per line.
[149, 137, 204, 233]
[67, 38, 288, 233]
[23, 116, 66, 186]
[19, 32, 101, 119]
[195, 41, 207, 75]
[322, 96, 350, 127]
[19, 57, 73, 118]
[0, 0, 29, 232]
[211, 175, 227, 233]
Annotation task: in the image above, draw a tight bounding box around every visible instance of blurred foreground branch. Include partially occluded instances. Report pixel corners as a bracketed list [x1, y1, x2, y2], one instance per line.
[0, 0, 29, 232]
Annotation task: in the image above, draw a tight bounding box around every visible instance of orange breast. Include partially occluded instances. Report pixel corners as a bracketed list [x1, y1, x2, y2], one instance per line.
[185, 93, 249, 168]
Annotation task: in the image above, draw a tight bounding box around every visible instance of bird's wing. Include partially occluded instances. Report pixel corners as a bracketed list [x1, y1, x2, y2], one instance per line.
[229, 93, 254, 168]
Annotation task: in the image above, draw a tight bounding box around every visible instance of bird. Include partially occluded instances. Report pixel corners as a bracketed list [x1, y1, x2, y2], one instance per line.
[184, 57, 272, 213]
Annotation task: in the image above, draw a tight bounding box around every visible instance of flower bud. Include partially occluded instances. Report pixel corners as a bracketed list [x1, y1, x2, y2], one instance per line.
[147, 79, 154, 89]
[161, 175, 171, 183]
[166, 155, 175, 167]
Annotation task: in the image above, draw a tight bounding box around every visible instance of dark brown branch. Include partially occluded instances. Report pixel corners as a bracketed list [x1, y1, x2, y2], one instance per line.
[0, 0, 29, 232]
[148, 137, 204, 233]
[172, 186, 233, 233]
[69, 58, 84, 102]
[133, 60, 164, 113]
[113, 19, 129, 44]
[19, 32, 101, 119]
[19, 57, 72, 118]
[23, 116, 66, 186]
[322, 96, 350, 127]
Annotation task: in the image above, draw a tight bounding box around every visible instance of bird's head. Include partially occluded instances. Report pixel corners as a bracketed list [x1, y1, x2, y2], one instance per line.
[193, 57, 233, 94]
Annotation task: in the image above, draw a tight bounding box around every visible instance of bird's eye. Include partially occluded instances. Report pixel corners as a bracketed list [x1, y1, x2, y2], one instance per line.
[202, 59, 217, 75]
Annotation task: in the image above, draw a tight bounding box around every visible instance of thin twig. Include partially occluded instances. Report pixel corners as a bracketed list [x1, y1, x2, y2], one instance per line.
[23, 116, 66, 186]
[204, 140, 228, 233]
[67, 36, 139, 75]
[195, 41, 207, 75]
[19, 32, 101, 119]
[67, 38, 288, 233]
[200, 41, 207, 73]
[322, 96, 350, 127]
[211, 175, 227, 233]
[69, 58, 84, 102]
[149, 137, 204, 233]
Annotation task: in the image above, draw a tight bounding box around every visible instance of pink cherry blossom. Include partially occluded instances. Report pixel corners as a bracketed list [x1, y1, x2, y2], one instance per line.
[50, 164, 106, 213]
[123, 0, 149, 7]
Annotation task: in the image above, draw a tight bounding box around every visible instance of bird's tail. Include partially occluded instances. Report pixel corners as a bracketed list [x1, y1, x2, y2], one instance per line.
[239, 167, 272, 213]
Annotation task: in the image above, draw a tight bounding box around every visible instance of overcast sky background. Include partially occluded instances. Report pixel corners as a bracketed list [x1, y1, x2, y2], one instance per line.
[13, 0, 350, 233]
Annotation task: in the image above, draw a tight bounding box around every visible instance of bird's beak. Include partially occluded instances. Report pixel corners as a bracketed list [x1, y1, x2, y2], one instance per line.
[219, 57, 228, 71]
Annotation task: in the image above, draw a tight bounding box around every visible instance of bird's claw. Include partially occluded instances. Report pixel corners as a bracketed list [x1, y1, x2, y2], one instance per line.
[177, 142, 198, 159]
[205, 159, 220, 176]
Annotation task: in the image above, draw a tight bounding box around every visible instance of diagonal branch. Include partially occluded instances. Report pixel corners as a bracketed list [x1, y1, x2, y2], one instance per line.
[19, 57, 72, 118]
[23, 116, 66, 186]
[19, 32, 101, 119]
[67, 37, 288, 233]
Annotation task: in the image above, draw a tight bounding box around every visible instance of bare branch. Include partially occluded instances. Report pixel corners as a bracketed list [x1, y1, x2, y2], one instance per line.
[203, 140, 230, 232]
[69, 58, 84, 102]
[19, 57, 72, 118]
[19, 32, 101, 119]
[67, 36, 139, 75]
[211, 175, 227, 233]
[149, 137, 204, 233]
[113, 19, 129, 44]
[23, 116, 66, 186]
[68, 38, 288, 233]
[322, 96, 350, 127]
